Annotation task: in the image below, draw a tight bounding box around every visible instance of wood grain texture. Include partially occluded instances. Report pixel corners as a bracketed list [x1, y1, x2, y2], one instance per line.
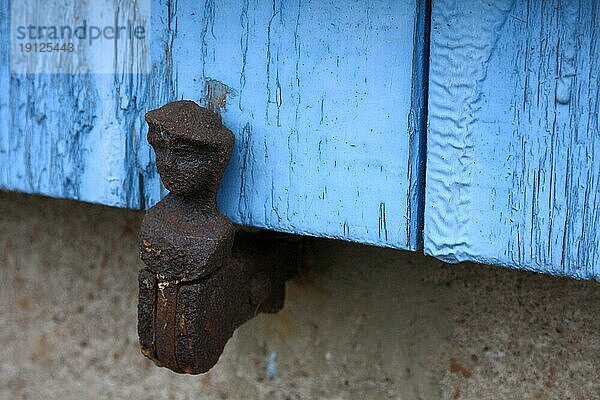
[1, 0, 157, 208]
[0, 0, 427, 250]
[185, 0, 425, 249]
[0, 1, 8, 186]
[425, 0, 600, 279]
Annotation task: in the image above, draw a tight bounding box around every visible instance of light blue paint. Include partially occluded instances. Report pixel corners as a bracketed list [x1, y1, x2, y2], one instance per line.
[0, 1, 8, 187]
[4, 0, 597, 280]
[0, 0, 426, 251]
[180, 0, 424, 249]
[1, 0, 156, 208]
[425, 0, 600, 280]
[266, 351, 278, 379]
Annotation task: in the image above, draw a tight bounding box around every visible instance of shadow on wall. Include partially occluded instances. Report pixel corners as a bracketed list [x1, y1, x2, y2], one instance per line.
[0, 191, 599, 400]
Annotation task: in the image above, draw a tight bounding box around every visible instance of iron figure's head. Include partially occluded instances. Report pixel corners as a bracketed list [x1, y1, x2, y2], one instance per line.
[145, 100, 235, 197]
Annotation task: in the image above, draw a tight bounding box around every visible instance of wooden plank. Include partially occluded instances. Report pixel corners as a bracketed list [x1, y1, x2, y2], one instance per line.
[179, 0, 425, 249]
[0, 0, 8, 185]
[1, 0, 156, 208]
[425, 0, 600, 279]
[0, 0, 427, 250]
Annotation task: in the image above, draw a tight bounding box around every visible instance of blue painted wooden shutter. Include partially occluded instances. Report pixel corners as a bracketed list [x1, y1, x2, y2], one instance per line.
[2, 0, 599, 280]
[425, 0, 600, 279]
[0, 0, 428, 251]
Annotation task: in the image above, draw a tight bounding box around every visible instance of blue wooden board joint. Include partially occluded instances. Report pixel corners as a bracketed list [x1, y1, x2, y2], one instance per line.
[1, 0, 599, 281]
[406, 0, 431, 250]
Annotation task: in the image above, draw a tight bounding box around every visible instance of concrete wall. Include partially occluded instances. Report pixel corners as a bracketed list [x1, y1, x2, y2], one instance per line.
[1, 191, 599, 399]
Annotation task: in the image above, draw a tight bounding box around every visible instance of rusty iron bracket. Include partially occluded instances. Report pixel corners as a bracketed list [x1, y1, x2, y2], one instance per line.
[138, 101, 299, 374]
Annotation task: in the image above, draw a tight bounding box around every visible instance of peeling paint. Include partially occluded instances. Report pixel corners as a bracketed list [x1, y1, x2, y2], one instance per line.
[203, 79, 238, 114]
[178, 0, 420, 251]
[425, 0, 600, 280]
[1, 1, 424, 255]
[425, 0, 515, 263]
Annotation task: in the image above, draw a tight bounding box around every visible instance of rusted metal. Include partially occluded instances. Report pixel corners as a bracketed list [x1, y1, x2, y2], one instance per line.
[138, 100, 299, 374]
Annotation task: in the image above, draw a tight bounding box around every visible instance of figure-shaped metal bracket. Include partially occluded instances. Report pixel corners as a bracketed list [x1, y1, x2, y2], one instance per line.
[138, 101, 299, 374]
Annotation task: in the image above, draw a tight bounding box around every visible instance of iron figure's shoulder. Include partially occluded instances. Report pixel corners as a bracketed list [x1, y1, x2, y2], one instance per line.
[139, 197, 235, 281]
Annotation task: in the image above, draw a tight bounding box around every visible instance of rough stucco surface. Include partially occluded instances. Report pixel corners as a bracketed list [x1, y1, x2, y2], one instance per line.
[1, 191, 599, 399]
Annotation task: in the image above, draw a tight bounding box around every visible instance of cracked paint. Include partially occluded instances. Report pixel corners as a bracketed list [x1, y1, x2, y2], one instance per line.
[425, 0, 600, 280]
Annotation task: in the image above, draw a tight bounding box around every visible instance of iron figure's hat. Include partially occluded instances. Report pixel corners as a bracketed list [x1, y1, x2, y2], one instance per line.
[145, 100, 233, 149]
